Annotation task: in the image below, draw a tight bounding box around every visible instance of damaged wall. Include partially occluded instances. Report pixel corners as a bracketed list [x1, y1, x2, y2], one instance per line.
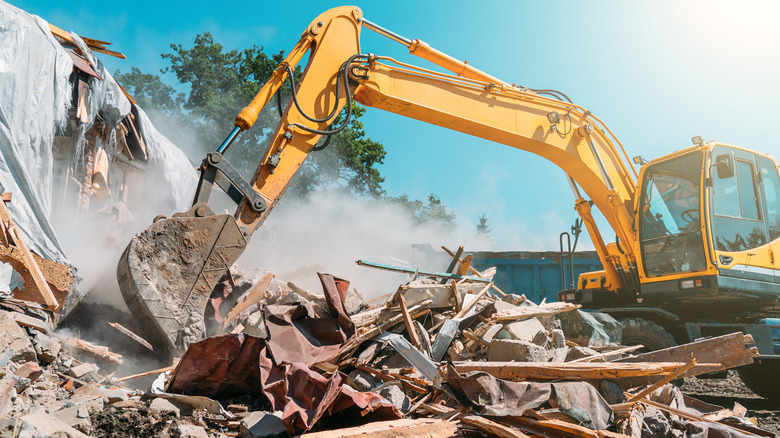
[0, 0, 197, 311]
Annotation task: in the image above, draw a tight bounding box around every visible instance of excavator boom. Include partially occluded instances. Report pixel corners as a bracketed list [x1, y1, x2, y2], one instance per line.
[118, 6, 646, 358]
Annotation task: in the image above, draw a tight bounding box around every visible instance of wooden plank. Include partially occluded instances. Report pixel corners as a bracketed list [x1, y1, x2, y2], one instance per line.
[11, 313, 51, 333]
[625, 358, 697, 405]
[47, 24, 126, 59]
[616, 332, 758, 384]
[442, 246, 507, 296]
[219, 273, 273, 331]
[6, 223, 58, 310]
[569, 344, 644, 363]
[339, 301, 431, 355]
[450, 280, 462, 312]
[116, 364, 177, 382]
[454, 282, 493, 318]
[66, 338, 122, 364]
[108, 322, 154, 352]
[461, 415, 532, 438]
[624, 398, 769, 438]
[355, 364, 428, 394]
[452, 361, 719, 381]
[301, 418, 459, 438]
[492, 302, 580, 321]
[455, 254, 473, 276]
[399, 294, 422, 349]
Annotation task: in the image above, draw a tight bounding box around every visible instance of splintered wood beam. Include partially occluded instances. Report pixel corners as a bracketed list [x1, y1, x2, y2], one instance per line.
[452, 361, 719, 381]
[450, 279, 462, 312]
[398, 294, 422, 349]
[454, 283, 492, 318]
[219, 272, 273, 331]
[442, 246, 507, 296]
[455, 254, 473, 276]
[7, 224, 58, 310]
[108, 322, 154, 352]
[616, 332, 758, 386]
[569, 344, 645, 363]
[492, 302, 580, 321]
[300, 418, 459, 438]
[625, 358, 697, 405]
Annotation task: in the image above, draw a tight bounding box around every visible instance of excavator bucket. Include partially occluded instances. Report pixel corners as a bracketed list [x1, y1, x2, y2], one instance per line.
[117, 203, 246, 360]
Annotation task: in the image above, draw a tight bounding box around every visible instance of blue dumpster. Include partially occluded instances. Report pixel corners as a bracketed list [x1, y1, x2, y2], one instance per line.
[468, 251, 601, 303]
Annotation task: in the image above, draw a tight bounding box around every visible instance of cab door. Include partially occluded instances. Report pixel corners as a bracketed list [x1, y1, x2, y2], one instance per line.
[709, 146, 774, 285]
[757, 156, 780, 283]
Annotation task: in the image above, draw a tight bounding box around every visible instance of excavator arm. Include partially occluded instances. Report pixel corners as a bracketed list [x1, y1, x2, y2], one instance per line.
[118, 6, 641, 359]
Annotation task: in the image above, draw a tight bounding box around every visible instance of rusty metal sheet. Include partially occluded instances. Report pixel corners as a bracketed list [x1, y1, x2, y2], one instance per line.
[263, 273, 355, 366]
[168, 272, 399, 434]
[166, 333, 264, 398]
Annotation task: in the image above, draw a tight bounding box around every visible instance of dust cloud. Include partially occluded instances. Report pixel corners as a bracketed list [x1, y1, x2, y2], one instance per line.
[238, 189, 495, 299]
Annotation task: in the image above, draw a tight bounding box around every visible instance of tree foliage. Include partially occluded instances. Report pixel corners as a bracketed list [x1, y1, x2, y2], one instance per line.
[116, 32, 456, 224]
[389, 194, 456, 230]
[476, 214, 491, 235]
[116, 32, 385, 196]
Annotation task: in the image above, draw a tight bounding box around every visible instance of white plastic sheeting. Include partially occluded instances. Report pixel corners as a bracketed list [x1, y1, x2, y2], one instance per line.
[0, 1, 73, 263]
[0, 0, 197, 272]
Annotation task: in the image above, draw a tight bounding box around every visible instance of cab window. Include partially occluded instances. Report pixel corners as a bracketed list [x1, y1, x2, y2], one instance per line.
[711, 150, 766, 251]
[759, 157, 780, 241]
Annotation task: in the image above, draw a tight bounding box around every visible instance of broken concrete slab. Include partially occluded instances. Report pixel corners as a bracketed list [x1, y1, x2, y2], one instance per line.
[68, 362, 99, 379]
[32, 331, 61, 363]
[14, 361, 42, 382]
[53, 404, 92, 434]
[177, 424, 210, 438]
[0, 310, 36, 363]
[100, 388, 129, 403]
[375, 383, 410, 412]
[149, 397, 181, 417]
[20, 411, 89, 438]
[239, 411, 289, 438]
[488, 339, 547, 362]
[0, 378, 14, 417]
[558, 309, 622, 347]
[498, 318, 546, 344]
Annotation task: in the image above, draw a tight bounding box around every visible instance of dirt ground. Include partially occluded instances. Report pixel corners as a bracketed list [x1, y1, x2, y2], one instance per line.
[681, 371, 780, 434]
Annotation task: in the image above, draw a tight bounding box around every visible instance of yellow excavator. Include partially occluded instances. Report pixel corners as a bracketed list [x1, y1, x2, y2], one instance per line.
[117, 6, 780, 397]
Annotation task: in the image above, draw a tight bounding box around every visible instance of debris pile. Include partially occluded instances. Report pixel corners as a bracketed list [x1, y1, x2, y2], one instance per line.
[0, 243, 769, 438]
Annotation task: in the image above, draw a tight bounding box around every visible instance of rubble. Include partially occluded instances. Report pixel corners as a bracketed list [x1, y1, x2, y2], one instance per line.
[0, 241, 768, 437]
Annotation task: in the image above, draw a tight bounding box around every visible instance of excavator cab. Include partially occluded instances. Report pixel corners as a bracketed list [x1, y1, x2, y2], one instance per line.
[634, 144, 780, 314]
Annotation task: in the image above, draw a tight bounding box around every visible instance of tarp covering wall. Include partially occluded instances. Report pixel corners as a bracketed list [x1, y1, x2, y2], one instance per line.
[0, 0, 196, 271]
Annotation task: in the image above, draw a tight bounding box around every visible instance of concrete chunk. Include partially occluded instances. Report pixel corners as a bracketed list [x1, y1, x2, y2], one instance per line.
[150, 397, 181, 417]
[177, 424, 209, 438]
[33, 332, 61, 364]
[488, 339, 547, 362]
[14, 361, 42, 382]
[557, 310, 622, 347]
[20, 411, 89, 438]
[499, 318, 546, 343]
[0, 310, 36, 363]
[240, 411, 289, 438]
[53, 405, 92, 434]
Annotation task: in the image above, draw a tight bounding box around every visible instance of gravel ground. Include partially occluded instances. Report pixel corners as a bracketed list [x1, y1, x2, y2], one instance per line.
[681, 371, 780, 434]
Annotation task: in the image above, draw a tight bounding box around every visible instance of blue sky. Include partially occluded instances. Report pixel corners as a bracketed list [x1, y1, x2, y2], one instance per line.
[11, 0, 780, 250]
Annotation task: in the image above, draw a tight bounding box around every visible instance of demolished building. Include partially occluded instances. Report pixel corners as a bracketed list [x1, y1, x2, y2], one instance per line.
[0, 0, 196, 315]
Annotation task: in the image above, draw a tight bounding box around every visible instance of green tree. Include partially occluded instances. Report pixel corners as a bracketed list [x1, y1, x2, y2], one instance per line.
[116, 32, 386, 196]
[389, 194, 456, 230]
[476, 214, 491, 235]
